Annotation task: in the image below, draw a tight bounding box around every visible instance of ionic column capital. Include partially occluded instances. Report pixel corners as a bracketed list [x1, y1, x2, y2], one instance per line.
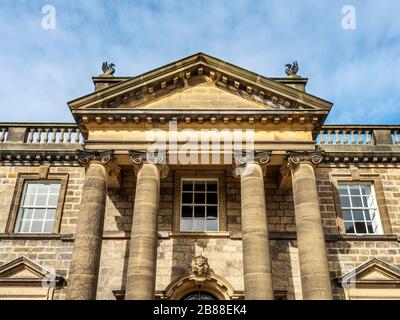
[77, 150, 120, 188]
[129, 150, 169, 178]
[232, 150, 271, 178]
[77, 150, 114, 166]
[287, 151, 324, 170]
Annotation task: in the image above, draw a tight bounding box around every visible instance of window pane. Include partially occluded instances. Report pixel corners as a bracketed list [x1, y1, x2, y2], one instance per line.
[49, 183, 61, 193]
[181, 206, 192, 218]
[18, 220, 31, 233]
[43, 220, 54, 233]
[351, 196, 363, 207]
[47, 194, 60, 207]
[26, 183, 38, 194]
[180, 218, 192, 231]
[37, 183, 48, 194]
[182, 192, 193, 204]
[360, 185, 371, 195]
[364, 210, 371, 220]
[46, 209, 56, 220]
[182, 181, 192, 191]
[35, 194, 47, 206]
[354, 222, 367, 234]
[366, 222, 374, 233]
[339, 185, 348, 195]
[23, 194, 36, 206]
[207, 181, 217, 192]
[340, 196, 350, 207]
[33, 208, 46, 219]
[193, 218, 205, 231]
[20, 208, 33, 219]
[342, 210, 352, 220]
[194, 193, 205, 204]
[207, 206, 218, 218]
[344, 222, 355, 233]
[353, 210, 364, 221]
[207, 193, 218, 205]
[206, 219, 218, 231]
[194, 181, 205, 191]
[349, 185, 361, 195]
[194, 206, 205, 218]
[30, 221, 43, 233]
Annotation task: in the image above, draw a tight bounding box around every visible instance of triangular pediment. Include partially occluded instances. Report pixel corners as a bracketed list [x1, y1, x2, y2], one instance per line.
[0, 256, 54, 280]
[137, 82, 269, 110]
[338, 258, 400, 286]
[68, 52, 332, 113]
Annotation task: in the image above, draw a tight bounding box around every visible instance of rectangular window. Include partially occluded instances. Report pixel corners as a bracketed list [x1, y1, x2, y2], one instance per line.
[15, 181, 61, 233]
[180, 179, 219, 232]
[338, 183, 382, 235]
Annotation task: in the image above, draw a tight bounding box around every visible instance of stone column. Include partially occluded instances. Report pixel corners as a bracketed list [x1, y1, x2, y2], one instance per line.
[234, 151, 274, 300]
[288, 151, 332, 300]
[67, 150, 114, 300]
[125, 151, 169, 300]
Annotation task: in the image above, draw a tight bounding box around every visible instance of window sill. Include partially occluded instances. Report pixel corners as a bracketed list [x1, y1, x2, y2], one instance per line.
[329, 234, 399, 242]
[0, 233, 74, 241]
[168, 231, 231, 238]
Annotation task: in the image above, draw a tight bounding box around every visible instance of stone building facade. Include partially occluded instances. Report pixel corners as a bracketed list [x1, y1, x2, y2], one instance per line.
[0, 53, 399, 300]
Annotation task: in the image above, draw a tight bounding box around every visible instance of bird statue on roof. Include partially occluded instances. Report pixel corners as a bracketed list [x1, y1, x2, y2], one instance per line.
[101, 62, 116, 75]
[285, 60, 299, 76]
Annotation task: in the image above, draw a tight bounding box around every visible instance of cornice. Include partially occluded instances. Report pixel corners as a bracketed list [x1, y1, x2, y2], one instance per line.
[0, 150, 80, 165]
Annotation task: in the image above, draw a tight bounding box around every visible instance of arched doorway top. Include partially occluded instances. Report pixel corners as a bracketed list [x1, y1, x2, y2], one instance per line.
[163, 255, 236, 300]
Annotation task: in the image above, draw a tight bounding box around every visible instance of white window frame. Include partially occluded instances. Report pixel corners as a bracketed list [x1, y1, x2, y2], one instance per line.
[15, 181, 61, 234]
[339, 182, 383, 235]
[180, 178, 219, 232]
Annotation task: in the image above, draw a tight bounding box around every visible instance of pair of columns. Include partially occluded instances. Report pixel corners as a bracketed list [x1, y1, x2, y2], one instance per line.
[66, 150, 332, 300]
[235, 151, 332, 300]
[66, 151, 167, 300]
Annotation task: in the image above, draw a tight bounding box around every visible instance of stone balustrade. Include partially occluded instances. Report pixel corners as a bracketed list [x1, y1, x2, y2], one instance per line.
[318, 125, 400, 146]
[1, 123, 400, 147]
[0, 123, 84, 145]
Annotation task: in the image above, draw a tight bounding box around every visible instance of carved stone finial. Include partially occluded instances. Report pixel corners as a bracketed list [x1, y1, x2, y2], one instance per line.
[76, 150, 114, 165]
[285, 60, 299, 76]
[101, 61, 115, 76]
[287, 151, 324, 169]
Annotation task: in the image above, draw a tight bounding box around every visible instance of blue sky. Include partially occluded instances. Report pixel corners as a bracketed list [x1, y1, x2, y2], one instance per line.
[0, 0, 399, 124]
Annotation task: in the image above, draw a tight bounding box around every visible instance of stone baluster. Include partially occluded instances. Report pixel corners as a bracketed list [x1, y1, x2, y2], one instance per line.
[342, 130, 348, 144]
[0, 128, 6, 143]
[350, 130, 356, 144]
[51, 128, 57, 143]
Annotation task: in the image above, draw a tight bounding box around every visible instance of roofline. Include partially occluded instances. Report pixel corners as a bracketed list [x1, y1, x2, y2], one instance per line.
[67, 52, 333, 110]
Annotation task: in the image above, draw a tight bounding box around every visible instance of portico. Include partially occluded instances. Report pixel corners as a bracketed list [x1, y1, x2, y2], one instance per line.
[66, 53, 333, 300]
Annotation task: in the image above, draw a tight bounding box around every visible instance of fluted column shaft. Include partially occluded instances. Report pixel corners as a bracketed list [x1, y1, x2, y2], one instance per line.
[240, 162, 274, 300]
[125, 163, 160, 300]
[290, 152, 332, 300]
